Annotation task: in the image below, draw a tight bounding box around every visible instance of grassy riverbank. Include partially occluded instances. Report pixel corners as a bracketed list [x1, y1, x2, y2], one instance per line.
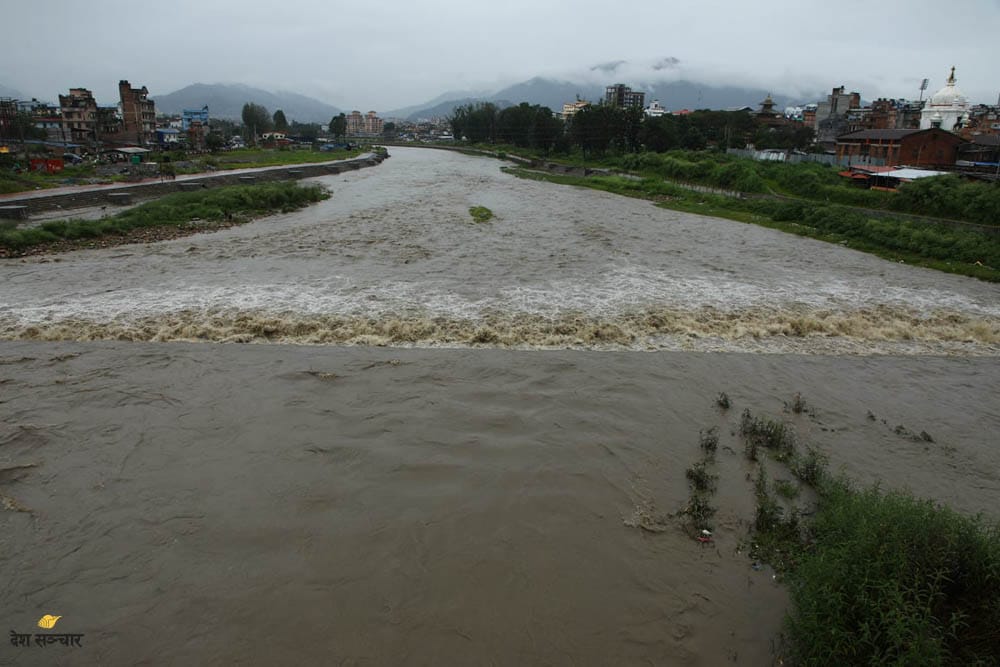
[0, 182, 329, 256]
[477, 144, 1000, 227]
[0, 147, 368, 194]
[163, 146, 367, 175]
[683, 396, 1000, 665]
[504, 167, 1000, 282]
[739, 414, 1000, 665]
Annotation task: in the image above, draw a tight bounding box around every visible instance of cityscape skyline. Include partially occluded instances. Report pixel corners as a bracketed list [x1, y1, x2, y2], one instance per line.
[1, 0, 998, 111]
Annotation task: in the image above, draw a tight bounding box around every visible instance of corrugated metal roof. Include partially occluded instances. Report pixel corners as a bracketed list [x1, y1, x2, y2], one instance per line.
[837, 129, 922, 140]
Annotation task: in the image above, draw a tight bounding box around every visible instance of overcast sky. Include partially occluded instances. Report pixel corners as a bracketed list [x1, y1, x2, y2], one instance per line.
[3, 0, 999, 110]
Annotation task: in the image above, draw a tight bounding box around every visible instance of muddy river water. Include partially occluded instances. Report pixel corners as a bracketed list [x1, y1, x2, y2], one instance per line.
[1, 148, 998, 665]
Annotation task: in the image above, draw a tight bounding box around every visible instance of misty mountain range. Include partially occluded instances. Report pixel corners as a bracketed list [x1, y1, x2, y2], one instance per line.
[4, 61, 817, 125]
[383, 77, 808, 122]
[149, 77, 807, 125]
[152, 83, 343, 124]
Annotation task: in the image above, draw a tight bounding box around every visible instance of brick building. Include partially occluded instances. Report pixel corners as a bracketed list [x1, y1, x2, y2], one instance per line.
[118, 80, 156, 146]
[835, 128, 965, 167]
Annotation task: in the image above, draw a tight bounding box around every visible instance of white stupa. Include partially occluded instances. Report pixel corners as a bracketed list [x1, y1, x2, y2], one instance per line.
[920, 66, 970, 132]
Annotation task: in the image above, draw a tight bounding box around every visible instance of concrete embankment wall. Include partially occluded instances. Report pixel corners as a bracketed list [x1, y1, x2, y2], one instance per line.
[3, 153, 387, 216]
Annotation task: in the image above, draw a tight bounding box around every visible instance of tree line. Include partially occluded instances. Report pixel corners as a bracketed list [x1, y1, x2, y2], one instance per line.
[240, 103, 348, 145]
[448, 102, 815, 155]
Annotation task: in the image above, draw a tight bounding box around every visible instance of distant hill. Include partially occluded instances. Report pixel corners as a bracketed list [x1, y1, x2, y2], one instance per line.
[0, 84, 24, 99]
[384, 89, 488, 120]
[152, 83, 341, 123]
[396, 74, 814, 121]
[399, 97, 517, 122]
[489, 77, 596, 111]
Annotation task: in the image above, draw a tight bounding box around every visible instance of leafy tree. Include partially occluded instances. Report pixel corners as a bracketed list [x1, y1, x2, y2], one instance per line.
[568, 104, 625, 157]
[272, 109, 289, 132]
[449, 102, 499, 143]
[288, 121, 320, 142]
[495, 103, 563, 152]
[383, 121, 397, 138]
[241, 102, 271, 145]
[209, 118, 240, 142]
[205, 133, 225, 152]
[328, 113, 346, 139]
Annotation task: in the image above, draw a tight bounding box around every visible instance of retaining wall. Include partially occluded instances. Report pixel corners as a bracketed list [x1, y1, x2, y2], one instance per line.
[4, 153, 387, 216]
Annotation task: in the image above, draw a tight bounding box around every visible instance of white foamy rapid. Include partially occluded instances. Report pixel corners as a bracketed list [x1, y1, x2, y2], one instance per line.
[1, 148, 998, 354]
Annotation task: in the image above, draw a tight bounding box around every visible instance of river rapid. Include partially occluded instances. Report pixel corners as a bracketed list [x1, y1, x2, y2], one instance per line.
[1, 148, 998, 665]
[0, 147, 997, 354]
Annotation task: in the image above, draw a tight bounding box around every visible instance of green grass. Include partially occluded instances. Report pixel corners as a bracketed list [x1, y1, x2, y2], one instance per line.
[469, 206, 494, 223]
[0, 182, 329, 252]
[736, 410, 1000, 665]
[207, 147, 365, 170]
[784, 483, 1000, 665]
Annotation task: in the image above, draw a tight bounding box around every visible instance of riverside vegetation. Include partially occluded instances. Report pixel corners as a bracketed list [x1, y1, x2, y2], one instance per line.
[680, 395, 1000, 665]
[0, 182, 329, 255]
[445, 101, 999, 281]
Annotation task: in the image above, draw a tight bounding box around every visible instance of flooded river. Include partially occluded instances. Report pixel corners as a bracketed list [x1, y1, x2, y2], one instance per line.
[0, 147, 997, 354]
[1, 148, 998, 665]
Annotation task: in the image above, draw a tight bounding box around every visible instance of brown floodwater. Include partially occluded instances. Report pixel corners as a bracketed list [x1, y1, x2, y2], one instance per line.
[1, 343, 997, 665]
[1, 148, 998, 665]
[0, 147, 997, 354]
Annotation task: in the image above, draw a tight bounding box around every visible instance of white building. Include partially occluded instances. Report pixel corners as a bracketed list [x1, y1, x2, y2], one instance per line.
[645, 100, 668, 118]
[920, 67, 970, 132]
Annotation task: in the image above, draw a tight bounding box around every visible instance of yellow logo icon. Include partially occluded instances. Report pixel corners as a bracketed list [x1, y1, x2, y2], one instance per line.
[37, 615, 62, 629]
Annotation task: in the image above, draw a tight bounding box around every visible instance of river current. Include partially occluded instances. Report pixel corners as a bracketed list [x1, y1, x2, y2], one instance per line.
[1, 147, 997, 354]
[1, 148, 998, 665]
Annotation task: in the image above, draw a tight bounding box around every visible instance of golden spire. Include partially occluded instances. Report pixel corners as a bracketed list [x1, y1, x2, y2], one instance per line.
[947, 66, 956, 85]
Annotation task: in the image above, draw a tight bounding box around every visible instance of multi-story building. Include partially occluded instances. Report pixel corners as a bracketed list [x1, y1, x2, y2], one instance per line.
[604, 84, 645, 109]
[812, 86, 862, 149]
[561, 100, 590, 119]
[814, 86, 861, 127]
[345, 110, 384, 136]
[345, 110, 363, 135]
[365, 110, 383, 135]
[182, 106, 210, 148]
[959, 105, 1000, 139]
[118, 80, 156, 146]
[20, 100, 65, 143]
[182, 106, 209, 131]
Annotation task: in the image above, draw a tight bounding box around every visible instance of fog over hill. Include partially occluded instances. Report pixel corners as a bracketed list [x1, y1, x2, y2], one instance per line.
[0, 84, 25, 99]
[390, 72, 815, 122]
[153, 83, 341, 123]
